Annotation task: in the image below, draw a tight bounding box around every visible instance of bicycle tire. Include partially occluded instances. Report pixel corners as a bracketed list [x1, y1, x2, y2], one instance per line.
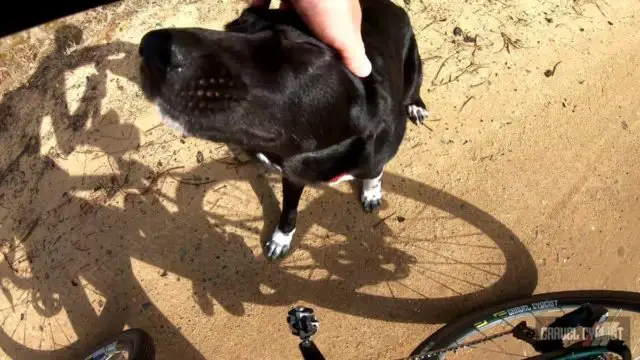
[410, 290, 640, 357]
[84, 328, 155, 360]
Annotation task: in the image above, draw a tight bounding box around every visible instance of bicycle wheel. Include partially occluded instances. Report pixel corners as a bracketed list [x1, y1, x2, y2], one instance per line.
[83, 328, 154, 360]
[410, 290, 640, 359]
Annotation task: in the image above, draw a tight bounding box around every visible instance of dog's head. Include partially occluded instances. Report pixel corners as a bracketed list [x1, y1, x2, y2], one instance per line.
[138, 8, 352, 146]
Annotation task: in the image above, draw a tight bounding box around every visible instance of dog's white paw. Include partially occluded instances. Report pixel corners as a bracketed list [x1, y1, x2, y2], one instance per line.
[256, 152, 282, 173]
[361, 174, 383, 213]
[266, 227, 295, 259]
[407, 104, 429, 124]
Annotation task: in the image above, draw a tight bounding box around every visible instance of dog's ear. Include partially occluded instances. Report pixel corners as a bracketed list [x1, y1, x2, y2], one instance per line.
[225, 7, 272, 34]
[225, 8, 313, 39]
[281, 136, 369, 184]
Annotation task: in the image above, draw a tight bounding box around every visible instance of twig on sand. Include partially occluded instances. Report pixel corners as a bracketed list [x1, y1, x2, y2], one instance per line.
[2, 253, 18, 273]
[167, 170, 218, 186]
[421, 55, 442, 64]
[373, 211, 397, 228]
[138, 166, 184, 194]
[572, 0, 606, 16]
[459, 96, 476, 113]
[144, 123, 163, 134]
[431, 48, 484, 87]
[544, 61, 562, 77]
[498, 32, 521, 54]
[420, 18, 447, 33]
[432, 50, 461, 85]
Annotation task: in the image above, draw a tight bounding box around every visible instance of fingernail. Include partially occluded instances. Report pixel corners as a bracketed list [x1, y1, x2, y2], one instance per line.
[350, 54, 372, 78]
[358, 57, 372, 77]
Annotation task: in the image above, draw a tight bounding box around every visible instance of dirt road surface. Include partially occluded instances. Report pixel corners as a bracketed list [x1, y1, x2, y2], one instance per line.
[1, 0, 639, 359]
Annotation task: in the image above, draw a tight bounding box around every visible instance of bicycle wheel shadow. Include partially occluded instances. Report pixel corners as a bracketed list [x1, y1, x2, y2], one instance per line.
[0, 25, 209, 360]
[1, 25, 141, 161]
[194, 162, 539, 324]
[0, 23, 537, 360]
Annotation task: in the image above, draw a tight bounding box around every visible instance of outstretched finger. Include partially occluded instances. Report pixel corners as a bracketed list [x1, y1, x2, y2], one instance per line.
[335, 40, 372, 78]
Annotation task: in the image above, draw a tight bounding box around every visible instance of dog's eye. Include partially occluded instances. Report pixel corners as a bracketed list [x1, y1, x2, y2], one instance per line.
[168, 65, 183, 72]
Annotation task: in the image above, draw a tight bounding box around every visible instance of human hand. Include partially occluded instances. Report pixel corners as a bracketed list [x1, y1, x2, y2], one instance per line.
[252, 0, 372, 77]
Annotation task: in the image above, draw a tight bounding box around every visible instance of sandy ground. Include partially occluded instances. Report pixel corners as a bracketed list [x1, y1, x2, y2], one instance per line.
[1, 0, 640, 359]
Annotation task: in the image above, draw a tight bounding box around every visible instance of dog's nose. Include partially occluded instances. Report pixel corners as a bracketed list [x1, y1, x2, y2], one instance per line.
[139, 30, 173, 69]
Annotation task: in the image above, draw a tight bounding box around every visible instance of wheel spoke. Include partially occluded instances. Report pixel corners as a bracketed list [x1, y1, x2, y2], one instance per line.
[527, 310, 544, 329]
[631, 334, 640, 359]
[412, 267, 462, 295]
[394, 280, 430, 298]
[474, 328, 512, 356]
[22, 308, 27, 347]
[462, 343, 528, 358]
[49, 322, 56, 350]
[54, 317, 72, 344]
[497, 316, 515, 329]
[604, 308, 622, 339]
[38, 316, 45, 350]
[412, 264, 486, 289]
[408, 243, 502, 277]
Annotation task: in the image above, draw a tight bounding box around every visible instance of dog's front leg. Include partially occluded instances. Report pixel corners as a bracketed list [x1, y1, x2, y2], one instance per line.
[266, 177, 304, 260]
[361, 171, 383, 212]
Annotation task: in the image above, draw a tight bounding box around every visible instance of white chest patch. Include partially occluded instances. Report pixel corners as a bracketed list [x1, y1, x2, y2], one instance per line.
[256, 152, 354, 186]
[156, 105, 189, 136]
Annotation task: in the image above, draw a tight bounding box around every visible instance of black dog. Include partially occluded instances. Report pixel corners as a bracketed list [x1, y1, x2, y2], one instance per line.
[138, 0, 428, 260]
